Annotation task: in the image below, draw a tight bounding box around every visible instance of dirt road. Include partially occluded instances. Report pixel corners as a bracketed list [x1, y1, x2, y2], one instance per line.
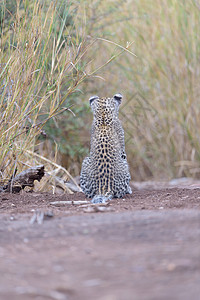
[0, 187, 200, 300]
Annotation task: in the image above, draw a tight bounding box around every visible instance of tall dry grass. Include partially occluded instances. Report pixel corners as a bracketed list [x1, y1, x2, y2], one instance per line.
[123, 0, 200, 179]
[0, 1, 85, 183]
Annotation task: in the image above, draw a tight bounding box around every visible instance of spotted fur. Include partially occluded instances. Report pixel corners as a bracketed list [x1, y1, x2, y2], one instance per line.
[80, 94, 132, 201]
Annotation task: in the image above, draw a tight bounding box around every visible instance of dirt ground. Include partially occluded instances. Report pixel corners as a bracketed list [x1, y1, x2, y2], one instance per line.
[0, 182, 200, 300]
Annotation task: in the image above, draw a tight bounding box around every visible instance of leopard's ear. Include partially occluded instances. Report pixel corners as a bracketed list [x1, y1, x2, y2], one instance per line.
[89, 95, 99, 105]
[113, 93, 122, 104]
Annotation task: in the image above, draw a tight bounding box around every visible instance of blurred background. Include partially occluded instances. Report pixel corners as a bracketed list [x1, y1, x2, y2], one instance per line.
[1, 0, 200, 191]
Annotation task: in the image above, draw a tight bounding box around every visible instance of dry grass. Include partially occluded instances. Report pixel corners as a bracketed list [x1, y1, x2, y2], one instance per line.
[123, 0, 200, 179]
[0, 1, 87, 187]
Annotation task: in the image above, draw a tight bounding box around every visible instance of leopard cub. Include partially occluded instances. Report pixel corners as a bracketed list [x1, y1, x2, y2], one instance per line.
[80, 93, 132, 203]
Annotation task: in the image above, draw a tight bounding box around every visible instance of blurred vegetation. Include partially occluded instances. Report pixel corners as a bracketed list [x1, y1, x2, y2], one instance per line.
[1, 0, 200, 187]
[113, 0, 200, 180]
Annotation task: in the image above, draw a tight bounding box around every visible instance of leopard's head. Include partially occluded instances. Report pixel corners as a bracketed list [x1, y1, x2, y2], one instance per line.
[89, 94, 122, 126]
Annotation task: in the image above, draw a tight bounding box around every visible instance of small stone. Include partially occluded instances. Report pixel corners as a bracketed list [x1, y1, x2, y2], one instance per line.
[167, 263, 176, 271]
[83, 278, 102, 287]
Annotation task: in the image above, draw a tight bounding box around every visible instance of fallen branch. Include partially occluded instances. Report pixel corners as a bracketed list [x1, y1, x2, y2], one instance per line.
[0, 165, 45, 193]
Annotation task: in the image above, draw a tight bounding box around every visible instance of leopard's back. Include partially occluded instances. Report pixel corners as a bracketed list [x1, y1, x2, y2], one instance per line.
[80, 94, 132, 199]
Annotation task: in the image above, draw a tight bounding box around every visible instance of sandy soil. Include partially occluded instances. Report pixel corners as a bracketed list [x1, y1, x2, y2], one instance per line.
[0, 184, 200, 300]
